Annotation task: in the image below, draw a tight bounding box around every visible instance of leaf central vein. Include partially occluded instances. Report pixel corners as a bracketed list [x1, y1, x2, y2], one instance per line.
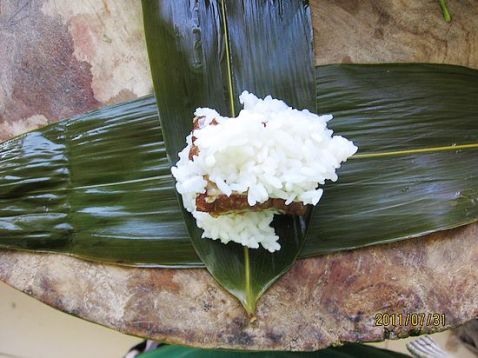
[352, 143, 478, 159]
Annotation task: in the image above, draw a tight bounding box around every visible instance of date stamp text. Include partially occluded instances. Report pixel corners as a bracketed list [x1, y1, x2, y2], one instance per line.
[374, 312, 446, 327]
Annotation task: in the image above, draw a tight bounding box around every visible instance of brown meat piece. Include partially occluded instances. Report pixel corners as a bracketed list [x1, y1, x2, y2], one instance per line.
[188, 116, 308, 216]
[196, 193, 309, 216]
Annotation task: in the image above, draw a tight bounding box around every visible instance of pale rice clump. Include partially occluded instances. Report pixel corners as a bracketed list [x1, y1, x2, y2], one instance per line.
[172, 91, 357, 252]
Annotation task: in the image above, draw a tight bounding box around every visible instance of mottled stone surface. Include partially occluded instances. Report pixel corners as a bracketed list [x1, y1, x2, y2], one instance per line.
[0, 0, 152, 140]
[312, 0, 478, 67]
[0, 225, 477, 351]
[0, 0, 477, 351]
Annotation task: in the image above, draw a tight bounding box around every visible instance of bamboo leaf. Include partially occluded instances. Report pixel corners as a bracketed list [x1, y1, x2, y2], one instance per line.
[142, 0, 316, 314]
[0, 65, 476, 301]
[303, 64, 478, 255]
[0, 97, 197, 266]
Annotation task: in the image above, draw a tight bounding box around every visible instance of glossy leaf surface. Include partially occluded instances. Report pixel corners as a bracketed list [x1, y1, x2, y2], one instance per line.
[0, 64, 477, 266]
[304, 64, 478, 254]
[0, 97, 196, 266]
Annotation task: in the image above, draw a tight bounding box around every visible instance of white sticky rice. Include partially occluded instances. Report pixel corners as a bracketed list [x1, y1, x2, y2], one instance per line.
[171, 91, 357, 252]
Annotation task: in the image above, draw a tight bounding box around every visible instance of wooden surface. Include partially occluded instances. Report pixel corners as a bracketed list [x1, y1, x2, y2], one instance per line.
[0, 0, 477, 351]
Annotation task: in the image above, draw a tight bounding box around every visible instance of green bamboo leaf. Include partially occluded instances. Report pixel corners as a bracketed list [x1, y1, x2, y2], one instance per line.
[0, 97, 197, 266]
[0, 65, 476, 301]
[137, 343, 409, 358]
[142, 0, 316, 315]
[303, 64, 478, 255]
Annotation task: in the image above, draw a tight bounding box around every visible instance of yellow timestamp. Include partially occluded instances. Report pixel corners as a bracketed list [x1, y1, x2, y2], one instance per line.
[374, 312, 446, 327]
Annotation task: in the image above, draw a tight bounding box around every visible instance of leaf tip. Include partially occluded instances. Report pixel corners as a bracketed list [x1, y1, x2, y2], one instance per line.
[241, 297, 257, 318]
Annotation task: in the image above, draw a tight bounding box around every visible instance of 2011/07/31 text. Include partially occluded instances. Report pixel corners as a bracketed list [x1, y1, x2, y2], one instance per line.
[374, 313, 446, 327]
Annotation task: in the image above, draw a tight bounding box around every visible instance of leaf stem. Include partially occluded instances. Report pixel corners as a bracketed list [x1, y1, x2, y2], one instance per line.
[352, 143, 478, 159]
[438, 0, 452, 22]
[243, 246, 256, 317]
[220, 0, 236, 116]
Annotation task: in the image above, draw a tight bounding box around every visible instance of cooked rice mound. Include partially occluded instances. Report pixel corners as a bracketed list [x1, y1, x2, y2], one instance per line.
[172, 91, 357, 252]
